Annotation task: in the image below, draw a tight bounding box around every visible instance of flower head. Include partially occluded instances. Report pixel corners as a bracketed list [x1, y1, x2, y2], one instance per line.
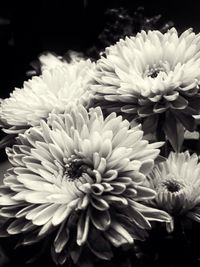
[0, 59, 95, 135]
[39, 52, 84, 71]
[0, 104, 170, 265]
[146, 151, 200, 230]
[39, 53, 66, 71]
[90, 28, 200, 150]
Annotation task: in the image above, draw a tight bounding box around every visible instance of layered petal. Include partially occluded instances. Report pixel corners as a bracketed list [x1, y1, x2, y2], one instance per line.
[90, 28, 200, 151]
[0, 59, 95, 135]
[146, 151, 200, 230]
[0, 104, 170, 265]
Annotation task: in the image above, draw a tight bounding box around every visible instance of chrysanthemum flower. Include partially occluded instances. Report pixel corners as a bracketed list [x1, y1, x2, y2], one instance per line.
[90, 28, 200, 151]
[0, 105, 170, 265]
[39, 51, 84, 71]
[39, 53, 66, 71]
[0, 59, 95, 135]
[146, 151, 200, 231]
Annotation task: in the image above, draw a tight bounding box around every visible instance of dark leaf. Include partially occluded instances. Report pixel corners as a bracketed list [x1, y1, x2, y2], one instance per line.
[173, 110, 196, 132]
[87, 228, 113, 260]
[0, 134, 16, 150]
[163, 112, 184, 152]
[69, 243, 82, 264]
[169, 95, 188, 110]
[138, 105, 154, 117]
[142, 115, 158, 134]
[153, 102, 168, 113]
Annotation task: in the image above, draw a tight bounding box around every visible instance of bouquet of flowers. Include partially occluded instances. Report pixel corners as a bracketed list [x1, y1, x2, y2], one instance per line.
[0, 7, 200, 267]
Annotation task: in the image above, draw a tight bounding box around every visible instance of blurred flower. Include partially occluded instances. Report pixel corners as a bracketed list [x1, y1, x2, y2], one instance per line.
[0, 105, 170, 265]
[91, 28, 200, 151]
[39, 51, 84, 72]
[39, 53, 65, 71]
[0, 59, 95, 135]
[146, 151, 200, 231]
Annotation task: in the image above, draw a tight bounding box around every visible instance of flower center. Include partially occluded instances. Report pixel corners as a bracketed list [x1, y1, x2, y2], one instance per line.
[162, 178, 184, 193]
[65, 158, 92, 180]
[144, 64, 166, 78]
[148, 69, 160, 78]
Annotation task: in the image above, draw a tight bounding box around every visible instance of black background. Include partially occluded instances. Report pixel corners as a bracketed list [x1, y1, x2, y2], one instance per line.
[0, 1, 200, 266]
[0, 0, 200, 98]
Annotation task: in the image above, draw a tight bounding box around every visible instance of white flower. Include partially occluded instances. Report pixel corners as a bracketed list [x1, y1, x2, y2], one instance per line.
[39, 53, 65, 71]
[0, 104, 170, 265]
[0, 59, 95, 134]
[90, 28, 200, 150]
[39, 51, 84, 71]
[146, 151, 200, 231]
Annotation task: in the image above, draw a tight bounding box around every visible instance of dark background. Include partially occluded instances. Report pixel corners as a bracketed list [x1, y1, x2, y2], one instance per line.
[0, 0, 200, 99]
[0, 1, 200, 266]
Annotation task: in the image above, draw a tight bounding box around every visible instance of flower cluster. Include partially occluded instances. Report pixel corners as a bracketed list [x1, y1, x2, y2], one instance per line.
[1, 27, 200, 267]
[0, 104, 170, 265]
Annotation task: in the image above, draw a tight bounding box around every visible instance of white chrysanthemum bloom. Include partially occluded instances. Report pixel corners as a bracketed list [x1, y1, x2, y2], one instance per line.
[90, 28, 200, 150]
[39, 52, 84, 72]
[0, 59, 95, 134]
[146, 151, 200, 231]
[0, 105, 170, 265]
[39, 53, 65, 71]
